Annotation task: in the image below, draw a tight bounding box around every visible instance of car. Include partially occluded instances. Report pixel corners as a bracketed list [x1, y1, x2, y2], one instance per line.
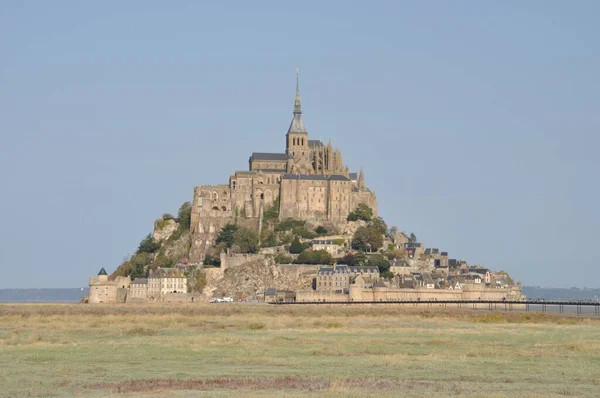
[222, 297, 234, 302]
[209, 297, 224, 303]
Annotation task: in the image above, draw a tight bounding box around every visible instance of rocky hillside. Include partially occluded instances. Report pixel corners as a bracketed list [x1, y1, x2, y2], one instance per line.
[208, 257, 313, 300]
[111, 203, 192, 279]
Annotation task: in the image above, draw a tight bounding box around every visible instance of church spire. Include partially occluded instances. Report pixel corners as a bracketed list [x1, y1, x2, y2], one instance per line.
[294, 67, 301, 115]
[287, 67, 307, 134]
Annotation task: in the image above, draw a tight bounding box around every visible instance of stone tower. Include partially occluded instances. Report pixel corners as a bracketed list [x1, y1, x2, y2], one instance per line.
[286, 68, 309, 159]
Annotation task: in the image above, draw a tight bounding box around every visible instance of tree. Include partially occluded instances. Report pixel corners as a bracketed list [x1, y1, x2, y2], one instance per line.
[369, 216, 388, 235]
[162, 213, 175, 221]
[347, 212, 358, 222]
[388, 225, 398, 238]
[137, 234, 160, 254]
[315, 225, 328, 235]
[367, 253, 391, 273]
[130, 252, 151, 278]
[216, 223, 239, 248]
[177, 202, 192, 230]
[381, 271, 395, 280]
[385, 248, 405, 261]
[191, 273, 207, 293]
[232, 227, 259, 254]
[351, 226, 383, 252]
[339, 251, 367, 267]
[295, 250, 333, 265]
[203, 253, 221, 267]
[289, 236, 304, 254]
[354, 203, 373, 221]
[409, 233, 417, 243]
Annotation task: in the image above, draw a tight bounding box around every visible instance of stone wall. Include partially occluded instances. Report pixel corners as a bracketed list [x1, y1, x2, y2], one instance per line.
[296, 286, 524, 302]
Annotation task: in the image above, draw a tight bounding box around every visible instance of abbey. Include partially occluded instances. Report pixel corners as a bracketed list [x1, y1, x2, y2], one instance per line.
[190, 72, 377, 260]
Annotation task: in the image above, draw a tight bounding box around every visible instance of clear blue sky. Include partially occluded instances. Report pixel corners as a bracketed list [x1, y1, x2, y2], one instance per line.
[1, 1, 598, 288]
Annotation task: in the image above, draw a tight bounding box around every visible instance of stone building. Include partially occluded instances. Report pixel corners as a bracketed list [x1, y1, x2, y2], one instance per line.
[189, 71, 377, 261]
[316, 264, 380, 293]
[147, 268, 187, 300]
[129, 278, 148, 299]
[310, 239, 343, 256]
[88, 268, 130, 304]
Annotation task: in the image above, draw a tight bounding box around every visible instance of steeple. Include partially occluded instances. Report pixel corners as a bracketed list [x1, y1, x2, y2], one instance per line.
[294, 67, 301, 115]
[287, 68, 307, 134]
[358, 167, 365, 190]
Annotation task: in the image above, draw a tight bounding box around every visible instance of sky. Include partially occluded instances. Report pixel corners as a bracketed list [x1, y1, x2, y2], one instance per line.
[1, 1, 599, 288]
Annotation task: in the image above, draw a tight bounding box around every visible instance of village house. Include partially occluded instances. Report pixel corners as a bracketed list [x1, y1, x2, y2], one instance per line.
[148, 267, 188, 299]
[310, 239, 343, 256]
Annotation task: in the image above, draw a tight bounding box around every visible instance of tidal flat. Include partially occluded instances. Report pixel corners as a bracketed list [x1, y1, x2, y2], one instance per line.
[1, 304, 599, 397]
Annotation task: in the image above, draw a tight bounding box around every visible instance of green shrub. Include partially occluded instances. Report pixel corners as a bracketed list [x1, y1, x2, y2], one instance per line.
[274, 253, 293, 264]
[232, 228, 259, 254]
[295, 250, 333, 265]
[315, 226, 328, 235]
[289, 237, 304, 254]
[177, 202, 192, 230]
[137, 234, 160, 254]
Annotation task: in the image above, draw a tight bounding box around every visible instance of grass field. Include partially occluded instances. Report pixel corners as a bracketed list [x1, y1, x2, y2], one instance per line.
[1, 304, 599, 397]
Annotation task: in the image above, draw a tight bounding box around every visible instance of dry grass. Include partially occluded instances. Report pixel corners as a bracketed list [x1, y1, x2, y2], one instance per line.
[1, 303, 600, 397]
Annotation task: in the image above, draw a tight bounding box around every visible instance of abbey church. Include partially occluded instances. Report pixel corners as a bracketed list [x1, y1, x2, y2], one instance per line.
[189, 72, 377, 260]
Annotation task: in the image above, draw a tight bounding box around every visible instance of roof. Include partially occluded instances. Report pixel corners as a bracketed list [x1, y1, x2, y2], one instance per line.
[131, 278, 148, 285]
[348, 266, 379, 273]
[311, 239, 341, 245]
[288, 113, 307, 134]
[373, 280, 387, 288]
[149, 267, 185, 278]
[251, 152, 289, 161]
[317, 265, 349, 275]
[265, 288, 277, 296]
[308, 139, 323, 147]
[258, 169, 286, 173]
[98, 267, 107, 276]
[282, 174, 350, 182]
[349, 172, 358, 180]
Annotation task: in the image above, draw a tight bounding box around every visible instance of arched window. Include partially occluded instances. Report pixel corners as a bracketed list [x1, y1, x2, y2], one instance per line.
[221, 206, 226, 211]
[212, 206, 219, 211]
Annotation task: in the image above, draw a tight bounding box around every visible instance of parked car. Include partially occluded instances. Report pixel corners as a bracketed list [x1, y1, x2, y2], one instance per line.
[222, 297, 234, 302]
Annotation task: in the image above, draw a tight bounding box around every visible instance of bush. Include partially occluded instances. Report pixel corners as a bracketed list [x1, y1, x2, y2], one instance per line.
[162, 213, 175, 220]
[347, 212, 358, 221]
[289, 237, 304, 254]
[263, 196, 280, 221]
[367, 253, 391, 273]
[275, 218, 305, 232]
[315, 226, 328, 235]
[274, 253, 293, 264]
[260, 230, 277, 248]
[295, 250, 333, 265]
[232, 227, 259, 254]
[381, 271, 395, 279]
[292, 226, 316, 239]
[203, 253, 221, 267]
[137, 234, 160, 254]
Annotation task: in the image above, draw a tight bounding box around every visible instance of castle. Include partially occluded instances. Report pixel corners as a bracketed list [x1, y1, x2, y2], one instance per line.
[190, 71, 377, 260]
